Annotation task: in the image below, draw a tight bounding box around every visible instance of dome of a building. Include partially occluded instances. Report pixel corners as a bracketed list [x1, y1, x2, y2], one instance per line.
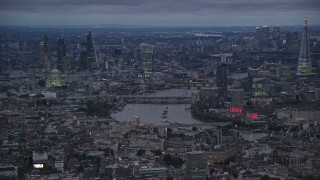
[47, 68, 63, 87]
[51, 68, 61, 74]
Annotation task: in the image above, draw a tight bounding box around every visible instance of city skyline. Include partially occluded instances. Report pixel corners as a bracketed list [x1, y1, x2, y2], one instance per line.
[1, 3, 320, 179]
[0, 0, 320, 26]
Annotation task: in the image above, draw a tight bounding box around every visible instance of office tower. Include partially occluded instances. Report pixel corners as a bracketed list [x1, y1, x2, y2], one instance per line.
[216, 62, 228, 103]
[87, 31, 99, 70]
[256, 26, 262, 41]
[297, 17, 313, 76]
[87, 31, 94, 53]
[186, 151, 207, 180]
[230, 88, 244, 113]
[256, 25, 269, 48]
[272, 26, 281, 40]
[230, 88, 244, 106]
[39, 40, 45, 67]
[256, 26, 269, 40]
[79, 49, 88, 71]
[40, 35, 53, 87]
[285, 31, 299, 52]
[261, 25, 269, 40]
[140, 43, 155, 72]
[272, 26, 281, 50]
[40, 35, 50, 72]
[57, 38, 67, 72]
[285, 32, 292, 44]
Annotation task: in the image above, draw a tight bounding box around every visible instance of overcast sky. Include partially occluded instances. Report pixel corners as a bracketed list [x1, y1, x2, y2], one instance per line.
[0, 0, 319, 26]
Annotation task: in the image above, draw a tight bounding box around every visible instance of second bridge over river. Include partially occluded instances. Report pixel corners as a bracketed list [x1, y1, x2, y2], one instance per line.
[113, 95, 192, 104]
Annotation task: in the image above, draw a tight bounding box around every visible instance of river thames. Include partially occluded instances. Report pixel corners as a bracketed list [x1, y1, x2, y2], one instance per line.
[112, 88, 269, 141]
[112, 89, 198, 125]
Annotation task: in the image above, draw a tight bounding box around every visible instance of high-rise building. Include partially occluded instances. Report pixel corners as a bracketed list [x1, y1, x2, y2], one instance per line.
[186, 151, 207, 180]
[140, 43, 155, 72]
[79, 49, 88, 71]
[285, 31, 299, 51]
[272, 26, 282, 50]
[87, 31, 99, 70]
[256, 25, 270, 48]
[231, 88, 244, 106]
[40, 35, 50, 72]
[256, 26, 262, 40]
[87, 31, 94, 53]
[216, 62, 228, 103]
[261, 25, 269, 40]
[40, 35, 53, 87]
[272, 26, 281, 40]
[57, 38, 67, 72]
[230, 88, 244, 113]
[297, 17, 313, 76]
[256, 26, 269, 40]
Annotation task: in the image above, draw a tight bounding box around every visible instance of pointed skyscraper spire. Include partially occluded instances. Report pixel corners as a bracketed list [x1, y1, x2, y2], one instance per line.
[297, 17, 313, 76]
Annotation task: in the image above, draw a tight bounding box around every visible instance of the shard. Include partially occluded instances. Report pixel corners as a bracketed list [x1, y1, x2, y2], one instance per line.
[296, 17, 313, 76]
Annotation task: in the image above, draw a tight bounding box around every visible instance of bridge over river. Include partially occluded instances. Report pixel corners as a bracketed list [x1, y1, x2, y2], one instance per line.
[113, 95, 192, 104]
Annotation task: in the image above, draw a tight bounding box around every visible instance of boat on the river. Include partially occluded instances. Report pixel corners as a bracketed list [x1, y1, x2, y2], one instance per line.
[162, 110, 168, 115]
[161, 108, 168, 118]
[161, 119, 170, 122]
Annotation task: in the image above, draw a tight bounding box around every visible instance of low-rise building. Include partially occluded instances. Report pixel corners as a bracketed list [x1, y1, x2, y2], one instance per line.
[0, 164, 18, 178]
[186, 151, 207, 180]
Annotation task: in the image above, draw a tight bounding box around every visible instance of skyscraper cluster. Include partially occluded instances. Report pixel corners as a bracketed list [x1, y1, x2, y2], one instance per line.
[79, 31, 99, 71]
[39, 35, 64, 87]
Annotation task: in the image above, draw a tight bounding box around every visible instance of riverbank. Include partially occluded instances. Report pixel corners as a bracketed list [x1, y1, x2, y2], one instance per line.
[190, 105, 230, 123]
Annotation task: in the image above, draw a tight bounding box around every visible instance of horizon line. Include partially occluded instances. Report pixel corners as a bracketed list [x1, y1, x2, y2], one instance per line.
[1, 23, 320, 28]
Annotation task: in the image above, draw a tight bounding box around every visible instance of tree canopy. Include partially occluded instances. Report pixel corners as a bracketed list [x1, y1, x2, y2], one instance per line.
[136, 149, 146, 156]
[80, 101, 114, 118]
[163, 154, 184, 167]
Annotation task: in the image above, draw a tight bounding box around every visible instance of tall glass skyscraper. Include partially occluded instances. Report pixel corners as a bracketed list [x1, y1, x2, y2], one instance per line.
[57, 38, 67, 72]
[140, 43, 155, 72]
[216, 62, 228, 103]
[297, 17, 313, 76]
[40, 35, 50, 72]
[256, 25, 269, 48]
[87, 31, 99, 70]
[272, 26, 281, 39]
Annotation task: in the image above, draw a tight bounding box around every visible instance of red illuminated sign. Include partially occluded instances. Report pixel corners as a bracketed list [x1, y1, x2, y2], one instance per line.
[230, 106, 243, 113]
[249, 113, 258, 120]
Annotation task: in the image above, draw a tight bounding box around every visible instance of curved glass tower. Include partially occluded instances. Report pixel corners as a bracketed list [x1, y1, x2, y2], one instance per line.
[87, 31, 99, 70]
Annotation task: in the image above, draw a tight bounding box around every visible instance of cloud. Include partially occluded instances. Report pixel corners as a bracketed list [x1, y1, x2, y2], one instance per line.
[1, 0, 320, 12]
[0, 0, 145, 6]
[0, 0, 319, 25]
